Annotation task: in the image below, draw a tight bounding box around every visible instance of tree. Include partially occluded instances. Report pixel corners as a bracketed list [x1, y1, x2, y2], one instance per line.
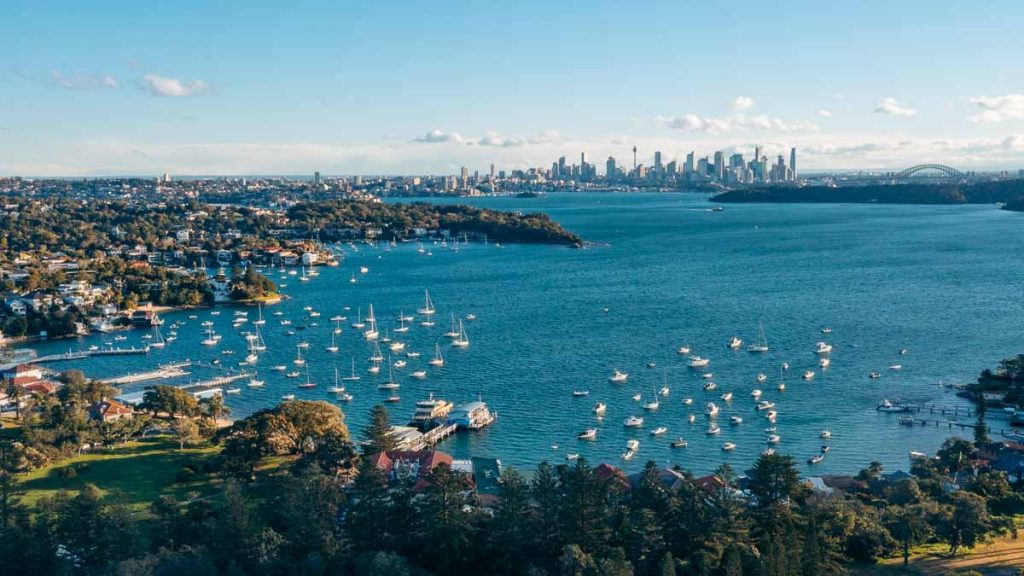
[203, 394, 230, 425]
[747, 453, 803, 508]
[937, 437, 974, 474]
[347, 460, 391, 553]
[492, 468, 535, 573]
[0, 442, 24, 531]
[172, 418, 201, 450]
[532, 461, 562, 563]
[974, 393, 991, 445]
[884, 504, 933, 568]
[363, 405, 397, 454]
[940, 492, 992, 555]
[419, 463, 472, 572]
[558, 458, 611, 554]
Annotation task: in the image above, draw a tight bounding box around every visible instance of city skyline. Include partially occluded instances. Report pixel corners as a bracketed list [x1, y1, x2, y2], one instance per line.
[4, 0, 1024, 176]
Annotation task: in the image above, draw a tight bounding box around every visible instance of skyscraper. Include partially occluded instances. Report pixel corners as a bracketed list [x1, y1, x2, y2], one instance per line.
[606, 156, 616, 179]
[789, 147, 797, 180]
[313, 171, 321, 186]
[713, 151, 724, 181]
[654, 151, 663, 176]
[685, 151, 695, 174]
[558, 156, 566, 177]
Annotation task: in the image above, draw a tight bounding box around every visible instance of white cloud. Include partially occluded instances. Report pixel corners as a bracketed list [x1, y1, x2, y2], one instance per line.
[473, 130, 562, 147]
[967, 94, 1024, 123]
[412, 129, 464, 144]
[817, 110, 832, 117]
[655, 113, 818, 134]
[731, 96, 755, 111]
[874, 97, 916, 116]
[12, 69, 119, 90]
[141, 74, 210, 97]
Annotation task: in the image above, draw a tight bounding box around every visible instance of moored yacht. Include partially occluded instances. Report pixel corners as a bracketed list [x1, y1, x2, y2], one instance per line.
[623, 415, 644, 427]
[609, 369, 629, 383]
[578, 428, 598, 441]
[727, 336, 743, 350]
[688, 355, 710, 368]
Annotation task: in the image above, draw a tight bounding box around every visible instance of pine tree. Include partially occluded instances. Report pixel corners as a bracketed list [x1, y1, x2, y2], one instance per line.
[363, 405, 397, 454]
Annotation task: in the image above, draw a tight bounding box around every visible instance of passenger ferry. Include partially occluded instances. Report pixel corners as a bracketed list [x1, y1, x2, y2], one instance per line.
[409, 394, 454, 430]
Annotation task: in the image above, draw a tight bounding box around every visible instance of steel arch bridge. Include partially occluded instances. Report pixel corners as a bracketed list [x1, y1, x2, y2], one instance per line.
[894, 164, 964, 179]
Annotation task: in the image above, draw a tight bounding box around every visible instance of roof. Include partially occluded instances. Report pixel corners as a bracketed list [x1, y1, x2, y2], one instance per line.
[22, 381, 57, 395]
[471, 457, 502, 495]
[594, 463, 631, 491]
[693, 474, 727, 494]
[89, 398, 133, 419]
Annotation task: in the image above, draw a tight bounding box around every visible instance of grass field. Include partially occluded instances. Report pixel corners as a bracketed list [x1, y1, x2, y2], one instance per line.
[852, 529, 1024, 575]
[16, 436, 223, 514]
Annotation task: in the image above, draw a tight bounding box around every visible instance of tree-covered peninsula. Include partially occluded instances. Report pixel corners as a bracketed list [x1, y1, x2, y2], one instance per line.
[711, 180, 1024, 206]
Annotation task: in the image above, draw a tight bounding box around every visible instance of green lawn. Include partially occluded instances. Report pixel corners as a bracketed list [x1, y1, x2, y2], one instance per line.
[17, 436, 222, 514]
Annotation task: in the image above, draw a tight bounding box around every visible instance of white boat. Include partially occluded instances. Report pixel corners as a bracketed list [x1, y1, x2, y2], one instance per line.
[578, 428, 598, 441]
[621, 450, 635, 461]
[369, 341, 384, 362]
[359, 266, 369, 274]
[703, 381, 717, 391]
[683, 398, 693, 405]
[609, 369, 629, 383]
[298, 364, 316, 389]
[747, 322, 769, 353]
[573, 390, 590, 397]
[349, 273, 357, 284]
[688, 414, 697, 423]
[149, 326, 166, 349]
[820, 429, 832, 439]
[326, 331, 339, 353]
[706, 402, 720, 417]
[642, 398, 660, 411]
[281, 394, 296, 401]
[814, 342, 833, 354]
[751, 389, 762, 399]
[757, 400, 776, 410]
[821, 327, 832, 334]
[328, 367, 346, 393]
[671, 438, 688, 448]
[819, 357, 831, 368]
[378, 358, 400, 389]
[226, 388, 241, 394]
[368, 361, 381, 375]
[767, 434, 781, 444]
[406, 351, 421, 358]
[465, 314, 477, 321]
[659, 386, 670, 397]
[428, 342, 445, 367]
[729, 415, 743, 425]
[756, 373, 767, 383]
[339, 358, 361, 381]
[397, 311, 414, 323]
[247, 371, 264, 387]
[650, 426, 668, 436]
[721, 392, 733, 402]
[766, 410, 778, 421]
[593, 402, 607, 415]
[389, 341, 405, 352]
[706, 424, 721, 435]
[722, 442, 736, 451]
[351, 308, 365, 329]
[632, 393, 642, 401]
[626, 439, 640, 451]
[869, 371, 881, 379]
[623, 415, 644, 427]
[253, 304, 266, 326]
[803, 370, 815, 380]
[417, 289, 436, 316]
[876, 398, 909, 413]
[808, 454, 825, 465]
[297, 341, 310, 349]
[340, 392, 354, 401]
[889, 364, 903, 371]
[451, 319, 469, 348]
[271, 365, 287, 372]
[293, 346, 305, 366]
[410, 370, 427, 379]
[688, 355, 710, 368]
[443, 314, 460, 338]
[677, 345, 691, 355]
[565, 453, 580, 461]
[393, 359, 407, 369]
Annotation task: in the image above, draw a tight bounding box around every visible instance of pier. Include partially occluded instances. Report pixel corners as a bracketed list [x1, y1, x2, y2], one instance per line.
[179, 373, 248, 393]
[0, 346, 150, 371]
[898, 417, 1021, 437]
[101, 361, 192, 386]
[898, 403, 976, 418]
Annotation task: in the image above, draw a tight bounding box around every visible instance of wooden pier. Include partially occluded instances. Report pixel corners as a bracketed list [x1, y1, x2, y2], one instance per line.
[180, 373, 248, 393]
[898, 417, 1020, 437]
[101, 361, 192, 385]
[0, 346, 150, 371]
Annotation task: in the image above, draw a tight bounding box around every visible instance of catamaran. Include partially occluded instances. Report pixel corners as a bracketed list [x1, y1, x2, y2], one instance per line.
[747, 322, 769, 353]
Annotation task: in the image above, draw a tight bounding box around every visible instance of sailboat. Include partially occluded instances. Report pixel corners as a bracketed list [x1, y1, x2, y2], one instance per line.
[747, 322, 769, 353]
[378, 356, 400, 389]
[443, 313, 459, 338]
[352, 308, 365, 329]
[149, 325, 166, 349]
[201, 326, 218, 346]
[394, 315, 409, 333]
[298, 364, 316, 388]
[418, 289, 436, 316]
[451, 319, 469, 348]
[326, 331, 339, 353]
[428, 342, 445, 367]
[369, 341, 384, 362]
[328, 367, 346, 393]
[364, 304, 379, 340]
[253, 304, 266, 326]
[293, 345, 305, 366]
[249, 324, 266, 351]
[342, 358, 361, 381]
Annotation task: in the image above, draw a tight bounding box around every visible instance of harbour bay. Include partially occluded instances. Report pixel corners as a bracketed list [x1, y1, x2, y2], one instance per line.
[21, 192, 1024, 474]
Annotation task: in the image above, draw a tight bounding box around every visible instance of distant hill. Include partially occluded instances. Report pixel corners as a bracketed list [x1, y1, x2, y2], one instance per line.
[711, 180, 1024, 208]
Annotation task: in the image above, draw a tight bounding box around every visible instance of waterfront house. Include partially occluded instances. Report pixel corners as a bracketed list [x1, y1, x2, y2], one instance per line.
[1, 364, 45, 386]
[369, 449, 465, 492]
[88, 398, 134, 423]
[594, 463, 632, 493]
[471, 457, 503, 505]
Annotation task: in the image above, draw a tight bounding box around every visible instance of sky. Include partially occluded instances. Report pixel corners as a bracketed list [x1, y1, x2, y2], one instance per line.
[4, 0, 1024, 176]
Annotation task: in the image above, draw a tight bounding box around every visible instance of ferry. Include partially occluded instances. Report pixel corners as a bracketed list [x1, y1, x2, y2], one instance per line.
[449, 400, 496, 430]
[409, 394, 454, 429]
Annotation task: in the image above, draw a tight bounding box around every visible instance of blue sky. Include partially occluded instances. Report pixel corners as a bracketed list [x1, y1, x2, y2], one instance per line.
[4, 0, 1024, 175]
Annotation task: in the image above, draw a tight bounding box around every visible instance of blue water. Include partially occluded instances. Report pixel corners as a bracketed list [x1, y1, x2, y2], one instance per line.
[24, 193, 1024, 475]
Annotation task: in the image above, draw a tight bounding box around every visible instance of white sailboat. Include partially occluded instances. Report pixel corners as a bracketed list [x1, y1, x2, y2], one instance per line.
[342, 357, 361, 381]
[293, 345, 305, 366]
[326, 331, 339, 353]
[254, 304, 266, 326]
[247, 370, 264, 388]
[418, 289, 436, 316]
[747, 322, 769, 353]
[378, 357, 400, 390]
[443, 313, 459, 338]
[428, 342, 445, 367]
[452, 319, 469, 348]
[328, 367, 346, 393]
[363, 304, 379, 340]
[149, 325, 166, 349]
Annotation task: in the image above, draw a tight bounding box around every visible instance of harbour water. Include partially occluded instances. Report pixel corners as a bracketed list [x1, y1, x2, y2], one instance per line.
[22, 193, 1024, 475]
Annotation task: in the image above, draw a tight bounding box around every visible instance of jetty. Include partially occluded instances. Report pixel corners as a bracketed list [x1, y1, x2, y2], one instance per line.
[180, 373, 248, 393]
[101, 361, 192, 385]
[0, 346, 150, 372]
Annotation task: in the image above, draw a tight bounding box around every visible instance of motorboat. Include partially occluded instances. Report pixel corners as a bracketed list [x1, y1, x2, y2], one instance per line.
[808, 454, 825, 465]
[820, 429, 832, 439]
[609, 369, 629, 383]
[671, 438, 688, 448]
[573, 390, 590, 397]
[706, 402, 720, 417]
[819, 358, 831, 368]
[565, 453, 580, 461]
[626, 439, 640, 451]
[721, 392, 733, 402]
[281, 394, 295, 401]
[803, 370, 815, 380]
[689, 355, 710, 368]
[578, 428, 598, 441]
[756, 400, 776, 411]
[226, 388, 241, 394]
[677, 345, 691, 355]
[762, 448, 776, 456]
[410, 370, 427, 379]
[729, 415, 743, 425]
[593, 402, 607, 415]
[869, 371, 881, 379]
[722, 442, 736, 451]
[687, 414, 696, 423]
[703, 381, 717, 391]
[650, 426, 668, 436]
[767, 434, 781, 444]
[621, 450, 635, 461]
[707, 423, 721, 435]
[756, 373, 767, 383]
[821, 327, 832, 334]
[727, 336, 743, 350]
[814, 342, 833, 354]
[271, 365, 287, 372]
[889, 364, 903, 371]
[821, 445, 831, 453]
[394, 359, 407, 369]
[623, 415, 644, 427]
[751, 389, 762, 399]
[683, 398, 693, 405]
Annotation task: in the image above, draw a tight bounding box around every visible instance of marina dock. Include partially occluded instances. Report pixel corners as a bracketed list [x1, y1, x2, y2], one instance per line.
[179, 373, 248, 393]
[101, 361, 192, 385]
[0, 346, 151, 372]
